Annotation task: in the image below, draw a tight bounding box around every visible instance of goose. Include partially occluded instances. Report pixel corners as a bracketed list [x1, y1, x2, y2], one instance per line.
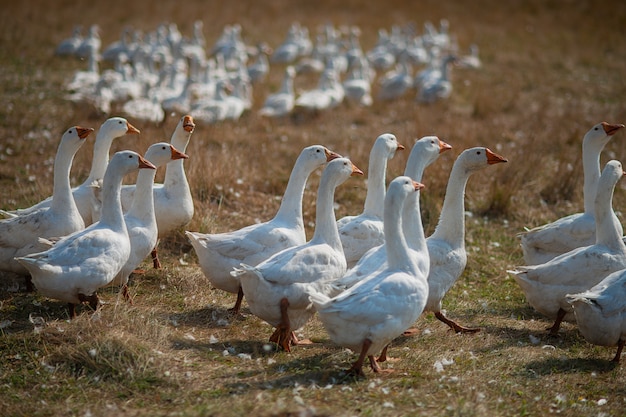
[190, 79, 231, 124]
[332, 136, 452, 294]
[258, 66, 296, 118]
[309, 176, 427, 377]
[110, 142, 188, 301]
[232, 158, 363, 351]
[566, 268, 626, 363]
[337, 133, 405, 268]
[115, 115, 195, 268]
[457, 44, 482, 69]
[247, 43, 272, 84]
[342, 56, 373, 107]
[0, 126, 94, 279]
[55, 25, 83, 57]
[75, 24, 101, 59]
[294, 69, 337, 112]
[3, 117, 139, 226]
[519, 122, 625, 265]
[186, 145, 341, 314]
[16, 151, 156, 318]
[416, 54, 457, 104]
[509, 160, 626, 335]
[424, 147, 508, 332]
[377, 53, 414, 101]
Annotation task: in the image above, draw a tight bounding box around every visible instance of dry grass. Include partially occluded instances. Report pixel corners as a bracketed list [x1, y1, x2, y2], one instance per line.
[1, 0, 626, 416]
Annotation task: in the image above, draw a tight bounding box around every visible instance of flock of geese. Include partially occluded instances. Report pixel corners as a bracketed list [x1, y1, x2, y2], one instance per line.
[54, 19, 480, 124]
[2, 109, 625, 376]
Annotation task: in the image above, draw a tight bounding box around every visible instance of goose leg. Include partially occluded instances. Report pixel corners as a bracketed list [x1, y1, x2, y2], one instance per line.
[78, 292, 100, 312]
[347, 338, 372, 377]
[546, 308, 567, 335]
[228, 287, 244, 315]
[435, 311, 481, 333]
[377, 344, 390, 362]
[68, 303, 77, 319]
[612, 339, 624, 363]
[151, 247, 162, 269]
[121, 284, 133, 305]
[269, 298, 292, 352]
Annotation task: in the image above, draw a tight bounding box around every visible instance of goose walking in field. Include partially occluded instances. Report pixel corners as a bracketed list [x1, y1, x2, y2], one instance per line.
[510, 160, 626, 335]
[567, 268, 626, 363]
[0, 126, 93, 280]
[258, 66, 296, 118]
[309, 176, 428, 377]
[519, 122, 625, 265]
[187, 145, 340, 314]
[16, 151, 156, 318]
[232, 158, 363, 352]
[110, 142, 188, 302]
[337, 133, 405, 268]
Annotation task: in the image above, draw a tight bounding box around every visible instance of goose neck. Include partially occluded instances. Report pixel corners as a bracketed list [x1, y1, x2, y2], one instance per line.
[430, 163, 470, 245]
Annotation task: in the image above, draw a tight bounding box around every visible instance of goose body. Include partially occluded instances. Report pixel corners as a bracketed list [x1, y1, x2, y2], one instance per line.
[110, 143, 188, 295]
[520, 122, 625, 265]
[332, 136, 451, 294]
[258, 66, 296, 118]
[309, 176, 428, 376]
[233, 158, 363, 351]
[337, 133, 405, 268]
[0, 126, 93, 276]
[186, 145, 340, 313]
[510, 160, 626, 334]
[16, 151, 156, 318]
[567, 268, 626, 362]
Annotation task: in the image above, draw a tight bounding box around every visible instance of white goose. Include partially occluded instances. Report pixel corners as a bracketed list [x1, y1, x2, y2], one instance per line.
[332, 136, 452, 294]
[567, 268, 626, 363]
[258, 66, 296, 118]
[337, 133, 405, 268]
[16, 151, 156, 318]
[110, 142, 188, 301]
[309, 176, 428, 377]
[232, 158, 363, 352]
[0, 126, 94, 278]
[186, 145, 340, 314]
[120, 115, 195, 268]
[7, 117, 141, 225]
[425, 147, 508, 332]
[520, 122, 625, 265]
[509, 160, 626, 335]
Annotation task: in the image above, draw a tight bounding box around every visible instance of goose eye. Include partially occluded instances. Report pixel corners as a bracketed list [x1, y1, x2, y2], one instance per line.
[119, 121, 123, 124]
[476, 150, 482, 155]
[594, 127, 599, 131]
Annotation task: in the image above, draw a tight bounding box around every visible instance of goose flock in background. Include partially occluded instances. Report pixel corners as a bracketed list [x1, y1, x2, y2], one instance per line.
[54, 19, 480, 124]
[1, 111, 625, 374]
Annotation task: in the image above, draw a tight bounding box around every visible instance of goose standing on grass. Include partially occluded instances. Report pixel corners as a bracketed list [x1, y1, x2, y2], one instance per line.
[425, 147, 508, 332]
[55, 25, 83, 57]
[120, 115, 195, 268]
[337, 133, 405, 268]
[309, 177, 428, 377]
[16, 151, 156, 319]
[416, 54, 457, 104]
[520, 122, 625, 265]
[332, 136, 452, 295]
[509, 160, 626, 335]
[232, 158, 363, 352]
[6, 117, 141, 225]
[0, 126, 93, 279]
[258, 66, 296, 118]
[187, 145, 341, 314]
[567, 268, 626, 363]
[110, 142, 188, 302]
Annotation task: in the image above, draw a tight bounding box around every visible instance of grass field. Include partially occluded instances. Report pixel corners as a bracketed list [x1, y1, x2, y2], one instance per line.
[1, 1, 626, 416]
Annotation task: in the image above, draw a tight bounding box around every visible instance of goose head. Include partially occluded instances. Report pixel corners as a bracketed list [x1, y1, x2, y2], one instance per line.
[404, 135, 452, 181]
[98, 116, 140, 141]
[144, 142, 189, 168]
[373, 133, 405, 160]
[457, 147, 508, 173]
[583, 122, 624, 150]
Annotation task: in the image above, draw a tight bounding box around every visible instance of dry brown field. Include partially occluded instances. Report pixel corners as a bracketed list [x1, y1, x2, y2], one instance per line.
[1, 1, 626, 416]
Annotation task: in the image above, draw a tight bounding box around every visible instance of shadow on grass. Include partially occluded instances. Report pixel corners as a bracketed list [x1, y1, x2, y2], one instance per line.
[523, 357, 618, 376]
[166, 304, 249, 329]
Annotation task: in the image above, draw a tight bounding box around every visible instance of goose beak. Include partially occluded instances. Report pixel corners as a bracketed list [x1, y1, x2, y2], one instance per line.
[138, 155, 157, 170]
[439, 140, 453, 153]
[325, 148, 342, 162]
[397, 142, 406, 151]
[183, 115, 195, 133]
[351, 163, 364, 176]
[602, 122, 625, 136]
[76, 126, 94, 139]
[413, 180, 425, 191]
[170, 144, 189, 160]
[126, 121, 141, 135]
[485, 148, 508, 164]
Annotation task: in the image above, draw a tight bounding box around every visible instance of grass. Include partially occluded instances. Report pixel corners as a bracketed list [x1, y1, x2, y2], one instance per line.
[1, 0, 626, 416]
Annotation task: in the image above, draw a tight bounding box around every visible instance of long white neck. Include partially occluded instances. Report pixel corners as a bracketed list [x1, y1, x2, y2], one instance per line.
[99, 169, 127, 231]
[386, 191, 416, 273]
[582, 139, 606, 216]
[273, 157, 310, 229]
[281, 73, 294, 95]
[429, 162, 470, 246]
[85, 128, 114, 185]
[50, 143, 80, 217]
[362, 148, 389, 217]
[310, 174, 342, 251]
[164, 130, 191, 188]
[594, 173, 623, 249]
[126, 166, 157, 223]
